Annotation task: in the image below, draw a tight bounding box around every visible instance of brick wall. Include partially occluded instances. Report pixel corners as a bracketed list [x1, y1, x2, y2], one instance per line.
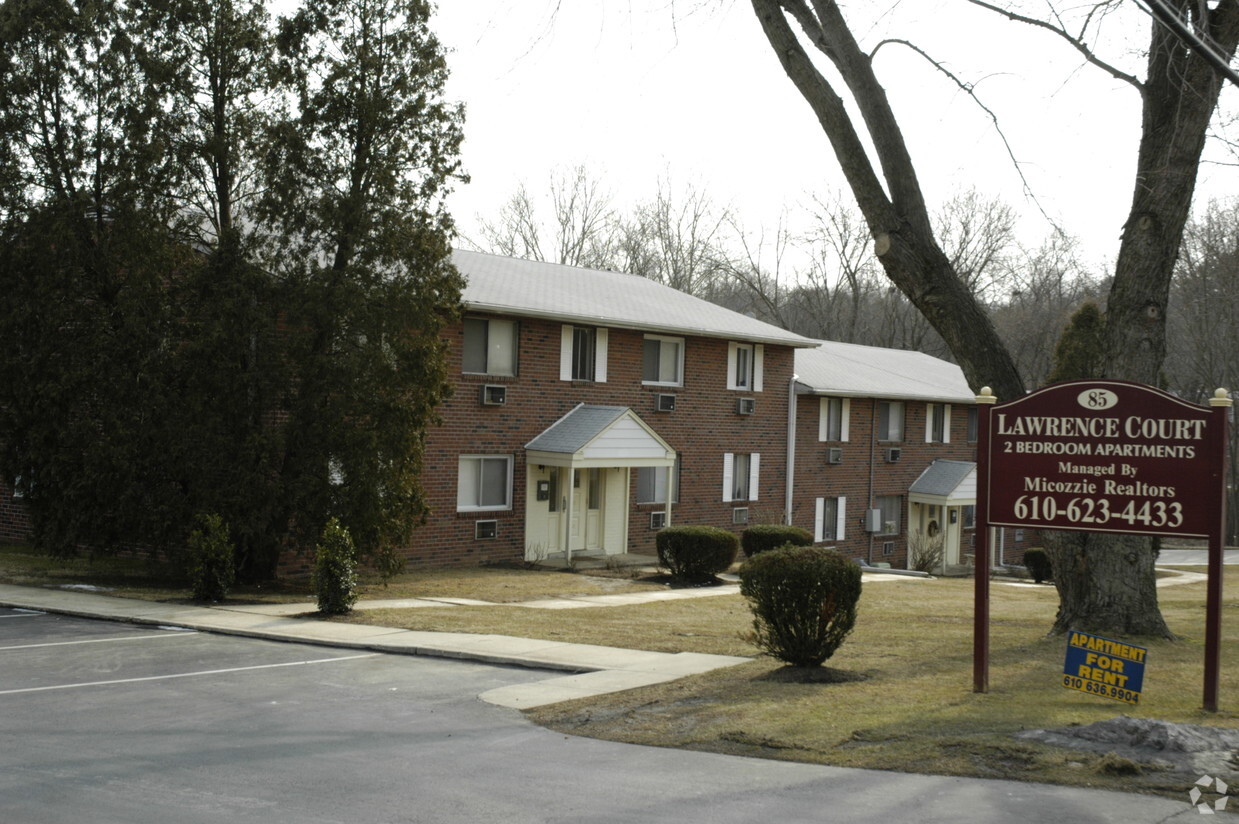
[401, 315, 796, 567]
[0, 478, 29, 544]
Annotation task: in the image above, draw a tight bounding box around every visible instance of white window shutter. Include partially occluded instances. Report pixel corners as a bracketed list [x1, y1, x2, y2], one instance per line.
[594, 328, 608, 383]
[818, 398, 829, 442]
[943, 404, 951, 443]
[559, 325, 574, 381]
[748, 453, 760, 501]
[753, 345, 764, 392]
[840, 399, 851, 442]
[925, 404, 933, 443]
[837, 496, 847, 541]
[722, 453, 734, 502]
[814, 498, 825, 542]
[726, 342, 738, 390]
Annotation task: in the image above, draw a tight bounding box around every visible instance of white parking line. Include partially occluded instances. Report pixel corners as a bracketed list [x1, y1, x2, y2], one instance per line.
[0, 653, 379, 696]
[0, 632, 199, 652]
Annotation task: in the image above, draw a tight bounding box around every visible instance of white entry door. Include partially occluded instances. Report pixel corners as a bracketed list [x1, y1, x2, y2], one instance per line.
[571, 469, 604, 552]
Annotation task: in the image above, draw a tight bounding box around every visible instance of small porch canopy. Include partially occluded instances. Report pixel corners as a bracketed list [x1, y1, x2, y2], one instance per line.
[909, 459, 977, 508]
[525, 405, 676, 561]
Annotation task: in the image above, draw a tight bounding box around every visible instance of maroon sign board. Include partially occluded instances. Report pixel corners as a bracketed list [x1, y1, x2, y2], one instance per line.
[974, 380, 1230, 710]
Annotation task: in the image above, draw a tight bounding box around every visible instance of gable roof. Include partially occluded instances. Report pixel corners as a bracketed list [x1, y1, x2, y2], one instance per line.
[452, 249, 817, 348]
[794, 340, 974, 403]
[909, 460, 977, 502]
[525, 404, 675, 467]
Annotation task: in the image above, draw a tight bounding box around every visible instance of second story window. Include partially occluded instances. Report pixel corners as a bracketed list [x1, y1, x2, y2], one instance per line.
[819, 397, 850, 442]
[643, 335, 683, 386]
[967, 406, 979, 442]
[926, 403, 951, 443]
[463, 317, 517, 376]
[560, 325, 608, 382]
[727, 342, 764, 391]
[878, 401, 904, 442]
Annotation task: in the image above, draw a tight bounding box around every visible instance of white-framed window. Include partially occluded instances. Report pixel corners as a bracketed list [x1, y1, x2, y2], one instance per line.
[462, 317, 517, 376]
[456, 455, 513, 511]
[876, 494, 902, 535]
[636, 458, 680, 504]
[815, 496, 847, 542]
[727, 342, 764, 391]
[926, 403, 951, 443]
[560, 325, 608, 382]
[642, 335, 684, 386]
[723, 452, 760, 502]
[819, 397, 850, 442]
[877, 401, 904, 442]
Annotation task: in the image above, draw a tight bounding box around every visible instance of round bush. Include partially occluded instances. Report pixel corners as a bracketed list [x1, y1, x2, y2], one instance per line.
[314, 518, 359, 615]
[656, 525, 740, 583]
[741, 524, 814, 557]
[1023, 547, 1053, 583]
[187, 513, 235, 602]
[739, 545, 862, 667]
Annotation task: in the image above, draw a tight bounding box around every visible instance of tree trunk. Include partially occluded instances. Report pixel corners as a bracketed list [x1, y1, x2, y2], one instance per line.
[750, 0, 1239, 637]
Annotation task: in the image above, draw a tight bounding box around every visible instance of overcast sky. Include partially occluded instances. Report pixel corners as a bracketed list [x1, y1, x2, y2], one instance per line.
[431, 0, 1238, 270]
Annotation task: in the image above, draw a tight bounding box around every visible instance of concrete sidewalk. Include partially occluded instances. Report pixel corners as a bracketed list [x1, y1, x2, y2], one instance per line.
[0, 582, 749, 709]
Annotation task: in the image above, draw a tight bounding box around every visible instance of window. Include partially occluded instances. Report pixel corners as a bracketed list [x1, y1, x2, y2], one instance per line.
[457, 456, 512, 511]
[560, 325, 608, 382]
[962, 505, 976, 529]
[877, 401, 904, 442]
[723, 452, 760, 502]
[463, 318, 517, 376]
[926, 403, 950, 443]
[819, 397, 850, 442]
[727, 342, 764, 391]
[876, 494, 902, 535]
[643, 335, 684, 385]
[815, 496, 846, 542]
[967, 406, 979, 442]
[637, 459, 680, 504]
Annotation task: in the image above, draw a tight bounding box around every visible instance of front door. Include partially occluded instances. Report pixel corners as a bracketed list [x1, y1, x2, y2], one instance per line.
[571, 468, 604, 553]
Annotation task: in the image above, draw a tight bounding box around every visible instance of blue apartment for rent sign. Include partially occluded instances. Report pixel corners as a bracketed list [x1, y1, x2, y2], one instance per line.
[1062, 631, 1147, 705]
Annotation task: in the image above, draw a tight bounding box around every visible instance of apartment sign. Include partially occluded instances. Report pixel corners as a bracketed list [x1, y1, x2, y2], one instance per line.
[984, 380, 1221, 538]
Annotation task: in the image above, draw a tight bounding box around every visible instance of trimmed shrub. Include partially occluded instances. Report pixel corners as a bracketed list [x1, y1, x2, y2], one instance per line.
[739, 545, 862, 667]
[314, 518, 359, 615]
[741, 524, 814, 558]
[187, 513, 235, 602]
[656, 525, 740, 583]
[1024, 547, 1053, 583]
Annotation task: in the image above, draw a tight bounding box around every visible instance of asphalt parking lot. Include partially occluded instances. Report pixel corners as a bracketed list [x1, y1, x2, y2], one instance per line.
[0, 607, 1224, 824]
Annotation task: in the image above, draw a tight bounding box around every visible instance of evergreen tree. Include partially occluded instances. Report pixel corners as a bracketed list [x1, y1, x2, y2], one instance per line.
[1046, 300, 1104, 383]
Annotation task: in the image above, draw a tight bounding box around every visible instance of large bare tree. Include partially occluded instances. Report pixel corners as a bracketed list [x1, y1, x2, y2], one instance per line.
[750, 0, 1239, 636]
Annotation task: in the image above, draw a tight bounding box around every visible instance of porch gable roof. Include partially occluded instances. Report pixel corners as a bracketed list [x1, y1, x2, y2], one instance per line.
[909, 459, 977, 505]
[525, 404, 675, 467]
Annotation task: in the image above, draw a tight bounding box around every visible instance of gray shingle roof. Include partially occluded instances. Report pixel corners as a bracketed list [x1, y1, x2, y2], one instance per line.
[795, 340, 974, 403]
[525, 405, 630, 454]
[909, 460, 977, 498]
[453, 249, 817, 348]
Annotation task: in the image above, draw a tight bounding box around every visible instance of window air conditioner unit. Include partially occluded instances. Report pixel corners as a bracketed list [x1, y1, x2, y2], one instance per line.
[475, 520, 498, 539]
[650, 511, 667, 530]
[655, 393, 677, 412]
[737, 397, 755, 415]
[865, 508, 883, 532]
[827, 447, 843, 465]
[882, 541, 895, 556]
[732, 507, 749, 525]
[481, 385, 507, 406]
[885, 447, 902, 463]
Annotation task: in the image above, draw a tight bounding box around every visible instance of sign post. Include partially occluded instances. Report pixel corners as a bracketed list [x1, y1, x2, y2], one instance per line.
[973, 380, 1230, 710]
